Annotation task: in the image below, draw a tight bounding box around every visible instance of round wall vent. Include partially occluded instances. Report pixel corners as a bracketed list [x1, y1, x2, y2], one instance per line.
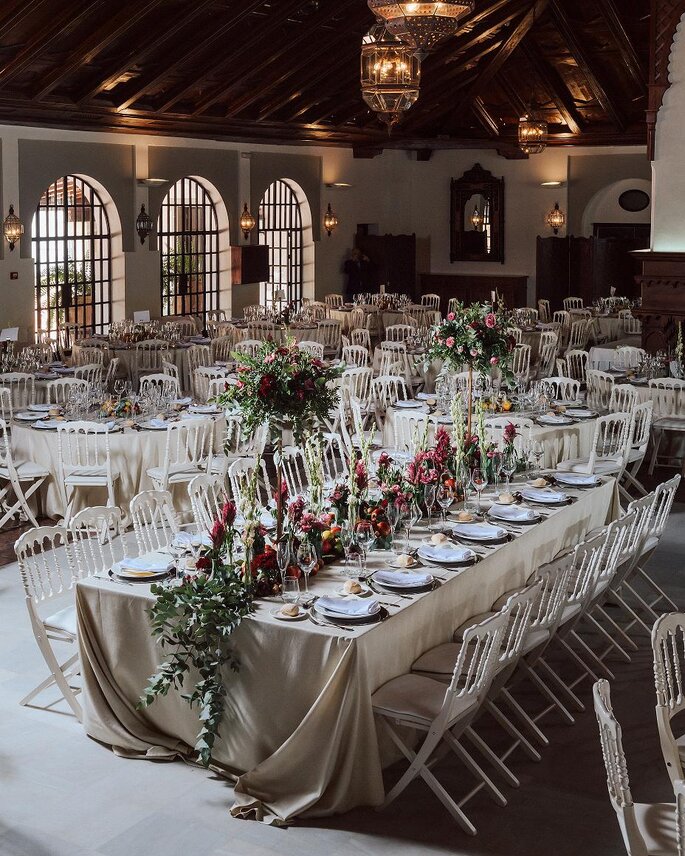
[618, 189, 650, 212]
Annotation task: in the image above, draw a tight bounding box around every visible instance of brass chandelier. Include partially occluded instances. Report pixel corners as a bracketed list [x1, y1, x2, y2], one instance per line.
[518, 105, 548, 155]
[367, 1, 475, 56]
[361, 24, 421, 129]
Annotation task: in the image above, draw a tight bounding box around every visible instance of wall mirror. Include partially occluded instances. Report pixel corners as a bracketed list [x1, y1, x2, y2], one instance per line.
[450, 163, 505, 263]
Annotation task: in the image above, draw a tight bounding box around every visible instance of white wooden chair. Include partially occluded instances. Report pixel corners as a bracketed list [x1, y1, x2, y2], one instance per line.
[609, 384, 638, 414]
[69, 505, 125, 578]
[0, 418, 49, 528]
[393, 410, 429, 455]
[104, 356, 121, 392]
[563, 297, 583, 311]
[539, 376, 580, 402]
[193, 366, 227, 402]
[170, 317, 197, 338]
[651, 612, 685, 790]
[188, 473, 228, 533]
[317, 319, 342, 357]
[623, 313, 642, 336]
[0, 386, 13, 423]
[0, 372, 35, 409]
[485, 416, 534, 455]
[648, 379, 685, 474]
[130, 489, 179, 554]
[281, 446, 309, 499]
[586, 369, 615, 411]
[324, 293, 343, 308]
[341, 367, 374, 419]
[566, 319, 590, 353]
[622, 400, 654, 497]
[372, 611, 508, 834]
[556, 412, 632, 477]
[139, 372, 180, 400]
[342, 344, 369, 368]
[15, 525, 81, 719]
[593, 678, 685, 856]
[421, 293, 441, 311]
[509, 326, 523, 346]
[187, 343, 212, 377]
[297, 340, 325, 360]
[146, 419, 213, 493]
[614, 346, 646, 371]
[73, 363, 102, 387]
[537, 335, 559, 380]
[552, 310, 571, 346]
[320, 432, 348, 488]
[233, 339, 263, 359]
[511, 343, 531, 383]
[47, 377, 88, 405]
[372, 374, 409, 425]
[228, 456, 272, 509]
[537, 299, 551, 323]
[133, 340, 170, 387]
[247, 320, 276, 340]
[565, 349, 589, 384]
[56, 421, 120, 526]
[211, 335, 236, 364]
[350, 327, 372, 350]
[73, 345, 105, 367]
[385, 324, 414, 343]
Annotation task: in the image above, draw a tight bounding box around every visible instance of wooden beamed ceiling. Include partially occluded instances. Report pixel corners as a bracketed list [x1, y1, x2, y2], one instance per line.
[0, 0, 648, 153]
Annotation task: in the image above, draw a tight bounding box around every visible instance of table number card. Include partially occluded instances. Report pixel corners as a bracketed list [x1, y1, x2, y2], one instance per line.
[133, 310, 151, 323]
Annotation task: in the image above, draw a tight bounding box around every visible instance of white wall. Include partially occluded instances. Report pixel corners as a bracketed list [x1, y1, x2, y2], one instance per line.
[0, 119, 648, 337]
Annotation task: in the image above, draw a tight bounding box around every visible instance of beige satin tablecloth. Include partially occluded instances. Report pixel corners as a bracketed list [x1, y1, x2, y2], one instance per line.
[76, 479, 617, 824]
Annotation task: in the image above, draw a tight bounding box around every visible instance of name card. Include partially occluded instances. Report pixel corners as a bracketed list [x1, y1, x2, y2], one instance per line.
[133, 310, 151, 323]
[0, 327, 19, 341]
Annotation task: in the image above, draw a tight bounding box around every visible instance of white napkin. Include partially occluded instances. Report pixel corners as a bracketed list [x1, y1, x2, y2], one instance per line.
[451, 522, 506, 540]
[489, 503, 537, 521]
[146, 418, 167, 429]
[373, 570, 433, 587]
[554, 472, 599, 486]
[418, 544, 474, 563]
[119, 553, 173, 572]
[566, 408, 595, 417]
[520, 487, 567, 503]
[538, 414, 571, 424]
[34, 419, 63, 429]
[172, 531, 212, 548]
[190, 404, 219, 413]
[316, 596, 380, 616]
[172, 397, 192, 406]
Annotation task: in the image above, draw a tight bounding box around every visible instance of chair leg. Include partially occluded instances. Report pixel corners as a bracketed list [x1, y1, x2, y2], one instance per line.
[465, 726, 520, 788]
[484, 699, 542, 762]
[535, 656, 586, 710]
[648, 430, 662, 475]
[581, 612, 632, 663]
[592, 605, 639, 653]
[22, 643, 81, 721]
[500, 688, 550, 746]
[633, 565, 680, 612]
[443, 732, 507, 807]
[519, 661, 575, 725]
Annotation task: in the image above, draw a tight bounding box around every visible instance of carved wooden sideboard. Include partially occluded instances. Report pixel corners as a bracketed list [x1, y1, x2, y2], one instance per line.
[633, 250, 685, 352]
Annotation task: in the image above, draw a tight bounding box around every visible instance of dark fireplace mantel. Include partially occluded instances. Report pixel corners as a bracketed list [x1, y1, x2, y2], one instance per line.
[632, 250, 685, 352]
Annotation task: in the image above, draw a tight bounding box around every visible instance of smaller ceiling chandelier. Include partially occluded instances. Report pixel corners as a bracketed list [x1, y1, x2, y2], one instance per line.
[136, 204, 153, 245]
[361, 24, 421, 129]
[240, 203, 256, 240]
[367, 1, 475, 56]
[323, 203, 339, 237]
[518, 106, 548, 155]
[546, 202, 566, 235]
[3, 204, 23, 251]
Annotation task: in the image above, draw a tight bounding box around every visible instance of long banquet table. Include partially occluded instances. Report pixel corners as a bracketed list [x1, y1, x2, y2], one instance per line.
[76, 477, 618, 824]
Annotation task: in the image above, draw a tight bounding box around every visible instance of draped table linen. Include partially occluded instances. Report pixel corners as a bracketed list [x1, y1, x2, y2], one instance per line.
[75, 478, 617, 824]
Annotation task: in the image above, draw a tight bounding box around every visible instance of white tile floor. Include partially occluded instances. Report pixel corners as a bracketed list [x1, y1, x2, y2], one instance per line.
[1, 506, 684, 856]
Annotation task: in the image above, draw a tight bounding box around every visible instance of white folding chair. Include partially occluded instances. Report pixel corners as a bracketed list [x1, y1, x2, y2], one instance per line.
[130, 489, 179, 554]
[623, 313, 642, 336]
[139, 372, 180, 400]
[537, 299, 551, 323]
[586, 369, 615, 411]
[104, 356, 121, 392]
[509, 326, 523, 346]
[146, 419, 213, 493]
[324, 293, 343, 308]
[372, 611, 508, 833]
[0, 418, 49, 528]
[228, 456, 272, 509]
[420, 293, 441, 311]
[511, 344, 531, 383]
[281, 446, 309, 500]
[350, 327, 372, 350]
[73, 344, 105, 367]
[393, 410, 429, 455]
[134, 340, 170, 386]
[622, 400, 654, 497]
[385, 324, 414, 343]
[57, 421, 120, 527]
[211, 335, 236, 364]
[485, 417, 534, 455]
[0, 372, 35, 409]
[652, 613, 685, 790]
[297, 340, 325, 360]
[317, 319, 342, 357]
[234, 339, 263, 359]
[556, 412, 632, 477]
[73, 363, 102, 387]
[593, 679, 685, 856]
[188, 473, 228, 533]
[193, 366, 227, 402]
[648, 379, 685, 474]
[614, 346, 646, 370]
[566, 320, 590, 353]
[609, 384, 638, 414]
[15, 525, 81, 719]
[539, 376, 580, 403]
[565, 349, 588, 384]
[46, 377, 88, 406]
[563, 297, 583, 311]
[69, 505, 125, 578]
[342, 344, 369, 368]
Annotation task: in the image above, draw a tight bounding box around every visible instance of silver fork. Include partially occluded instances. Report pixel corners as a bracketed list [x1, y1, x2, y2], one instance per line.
[307, 613, 356, 632]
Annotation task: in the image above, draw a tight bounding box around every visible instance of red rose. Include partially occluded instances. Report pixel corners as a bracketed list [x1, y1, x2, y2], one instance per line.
[259, 374, 275, 397]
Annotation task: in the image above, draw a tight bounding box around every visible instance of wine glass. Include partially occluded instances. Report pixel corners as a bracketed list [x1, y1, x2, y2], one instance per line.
[469, 467, 486, 513]
[277, 538, 292, 581]
[437, 477, 453, 525]
[502, 447, 517, 491]
[339, 521, 355, 574]
[385, 502, 401, 553]
[531, 440, 544, 477]
[114, 379, 125, 400]
[491, 450, 503, 494]
[424, 483, 437, 529]
[281, 577, 300, 606]
[398, 500, 412, 552]
[354, 520, 373, 578]
[296, 541, 317, 606]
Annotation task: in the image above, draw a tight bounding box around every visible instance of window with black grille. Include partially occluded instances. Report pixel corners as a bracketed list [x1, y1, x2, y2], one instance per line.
[259, 180, 303, 307]
[158, 177, 219, 322]
[32, 175, 111, 339]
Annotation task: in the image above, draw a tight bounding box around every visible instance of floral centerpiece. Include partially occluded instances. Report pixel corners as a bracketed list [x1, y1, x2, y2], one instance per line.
[100, 396, 141, 419]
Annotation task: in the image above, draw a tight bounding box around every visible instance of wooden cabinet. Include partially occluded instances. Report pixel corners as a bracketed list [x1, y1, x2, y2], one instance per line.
[355, 233, 416, 296]
[231, 245, 269, 286]
[420, 273, 527, 315]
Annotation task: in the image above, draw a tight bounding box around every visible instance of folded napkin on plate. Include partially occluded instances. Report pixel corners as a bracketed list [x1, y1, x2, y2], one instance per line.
[418, 544, 473, 562]
[173, 531, 212, 548]
[520, 487, 567, 502]
[173, 397, 192, 406]
[554, 472, 598, 486]
[566, 408, 594, 417]
[451, 522, 505, 539]
[93, 420, 116, 432]
[374, 570, 433, 587]
[489, 503, 536, 521]
[119, 553, 173, 573]
[538, 414, 571, 424]
[316, 596, 380, 616]
[146, 418, 167, 429]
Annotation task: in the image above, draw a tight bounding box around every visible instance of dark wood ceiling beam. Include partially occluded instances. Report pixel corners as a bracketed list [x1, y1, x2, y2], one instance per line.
[472, 96, 500, 136]
[157, 0, 315, 115]
[0, 0, 52, 37]
[596, 0, 646, 88]
[115, 0, 270, 113]
[452, 0, 549, 120]
[521, 41, 584, 134]
[32, 0, 166, 100]
[495, 72, 527, 117]
[77, 0, 217, 103]
[549, 0, 626, 131]
[0, 0, 94, 87]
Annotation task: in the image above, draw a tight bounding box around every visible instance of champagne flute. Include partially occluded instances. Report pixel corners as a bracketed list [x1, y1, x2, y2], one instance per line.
[502, 447, 517, 491]
[386, 502, 401, 554]
[398, 501, 412, 553]
[277, 537, 292, 581]
[354, 520, 373, 578]
[296, 541, 317, 606]
[437, 477, 453, 526]
[470, 467, 486, 514]
[491, 450, 503, 494]
[424, 482, 437, 529]
[339, 521, 355, 575]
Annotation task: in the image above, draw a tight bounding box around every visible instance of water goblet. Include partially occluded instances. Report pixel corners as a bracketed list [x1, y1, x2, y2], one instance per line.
[469, 467, 486, 514]
[354, 520, 373, 578]
[281, 577, 300, 606]
[424, 483, 436, 529]
[296, 541, 317, 606]
[502, 447, 517, 492]
[437, 477, 453, 524]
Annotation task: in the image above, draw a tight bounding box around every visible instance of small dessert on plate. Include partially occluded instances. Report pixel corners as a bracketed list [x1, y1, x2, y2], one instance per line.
[343, 580, 363, 595]
[456, 510, 475, 523]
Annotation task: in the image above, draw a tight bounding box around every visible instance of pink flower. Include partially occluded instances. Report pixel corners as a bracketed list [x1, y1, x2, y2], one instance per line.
[485, 313, 497, 329]
[445, 336, 455, 348]
[490, 356, 499, 365]
[470, 348, 478, 357]
[457, 346, 464, 353]
[263, 353, 276, 364]
[447, 312, 455, 321]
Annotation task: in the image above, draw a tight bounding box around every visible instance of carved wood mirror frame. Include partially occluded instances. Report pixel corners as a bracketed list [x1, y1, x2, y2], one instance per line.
[450, 163, 505, 264]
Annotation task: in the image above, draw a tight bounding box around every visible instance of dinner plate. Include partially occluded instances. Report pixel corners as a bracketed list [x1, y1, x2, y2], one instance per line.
[270, 606, 308, 622]
[394, 399, 424, 409]
[536, 414, 574, 426]
[15, 411, 44, 421]
[450, 522, 507, 542]
[371, 569, 435, 590]
[34, 372, 58, 380]
[417, 543, 476, 565]
[487, 504, 540, 524]
[53, 367, 74, 375]
[139, 419, 169, 430]
[518, 487, 569, 505]
[188, 405, 222, 415]
[553, 472, 601, 487]
[416, 392, 436, 401]
[565, 408, 598, 419]
[31, 419, 65, 430]
[29, 403, 53, 412]
[114, 553, 174, 580]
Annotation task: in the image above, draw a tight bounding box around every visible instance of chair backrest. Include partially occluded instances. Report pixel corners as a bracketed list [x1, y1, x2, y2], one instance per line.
[350, 327, 372, 349]
[281, 445, 309, 499]
[373, 374, 409, 413]
[15, 525, 73, 604]
[385, 324, 413, 343]
[104, 356, 121, 391]
[496, 581, 542, 667]
[193, 366, 227, 401]
[188, 473, 228, 533]
[73, 345, 105, 366]
[320, 432, 348, 486]
[135, 339, 171, 374]
[341, 366, 373, 405]
[207, 377, 229, 401]
[593, 679, 650, 856]
[0, 372, 35, 408]
[537, 299, 551, 323]
[234, 339, 263, 359]
[130, 489, 179, 554]
[46, 377, 88, 405]
[210, 335, 235, 364]
[563, 297, 583, 311]
[421, 293, 441, 311]
[393, 410, 428, 455]
[57, 421, 114, 473]
[342, 344, 369, 367]
[317, 319, 342, 351]
[509, 326, 523, 345]
[565, 349, 588, 383]
[529, 554, 574, 633]
[566, 320, 589, 351]
[648, 378, 685, 418]
[324, 293, 343, 307]
[484, 416, 534, 454]
[623, 314, 642, 336]
[225, 413, 267, 457]
[568, 529, 609, 606]
[139, 372, 180, 399]
[587, 412, 632, 471]
[350, 308, 366, 330]
[247, 320, 276, 339]
[614, 346, 646, 370]
[537, 338, 558, 379]
[171, 318, 197, 337]
[0, 387, 13, 422]
[161, 359, 180, 382]
[69, 505, 124, 578]
[297, 340, 325, 360]
[539, 376, 580, 402]
[228, 456, 272, 509]
[73, 363, 102, 386]
[608, 384, 638, 414]
[162, 419, 214, 471]
[586, 369, 615, 410]
[513, 343, 532, 377]
[648, 474, 681, 542]
[187, 343, 211, 373]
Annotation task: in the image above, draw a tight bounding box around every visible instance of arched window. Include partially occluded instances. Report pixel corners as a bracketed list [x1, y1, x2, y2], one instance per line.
[259, 179, 305, 307]
[158, 177, 219, 321]
[33, 175, 112, 338]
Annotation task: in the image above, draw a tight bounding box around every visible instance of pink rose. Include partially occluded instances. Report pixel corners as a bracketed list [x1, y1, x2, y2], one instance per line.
[447, 312, 455, 321]
[457, 345, 464, 353]
[470, 348, 478, 357]
[485, 313, 496, 329]
[490, 356, 499, 365]
[445, 336, 455, 348]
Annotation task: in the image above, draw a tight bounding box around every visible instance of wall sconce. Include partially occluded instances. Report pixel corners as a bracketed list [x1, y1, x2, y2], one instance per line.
[136, 204, 153, 244]
[323, 203, 339, 237]
[240, 203, 256, 240]
[3, 205, 24, 251]
[470, 206, 484, 231]
[546, 202, 566, 235]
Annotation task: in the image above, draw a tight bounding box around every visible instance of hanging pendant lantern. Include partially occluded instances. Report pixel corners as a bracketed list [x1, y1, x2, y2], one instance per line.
[240, 203, 256, 240]
[361, 24, 421, 130]
[546, 202, 566, 235]
[518, 106, 548, 155]
[323, 203, 339, 237]
[136, 204, 153, 244]
[3, 204, 23, 251]
[367, 1, 474, 56]
[470, 206, 484, 231]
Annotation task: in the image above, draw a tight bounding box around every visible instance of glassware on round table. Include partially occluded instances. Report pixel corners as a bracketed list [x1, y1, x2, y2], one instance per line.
[354, 520, 373, 578]
[501, 447, 517, 491]
[339, 521, 354, 574]
[424, 482, 437, 528]
[530, 440, 544, 477]
[469, 467, 486, 513]
[281, 577, 300, 606]
[437, 475, 454, 524]
[296, 540, 317, 606]
[276, 537, 292, 581]
[386, 501, 401, 552]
